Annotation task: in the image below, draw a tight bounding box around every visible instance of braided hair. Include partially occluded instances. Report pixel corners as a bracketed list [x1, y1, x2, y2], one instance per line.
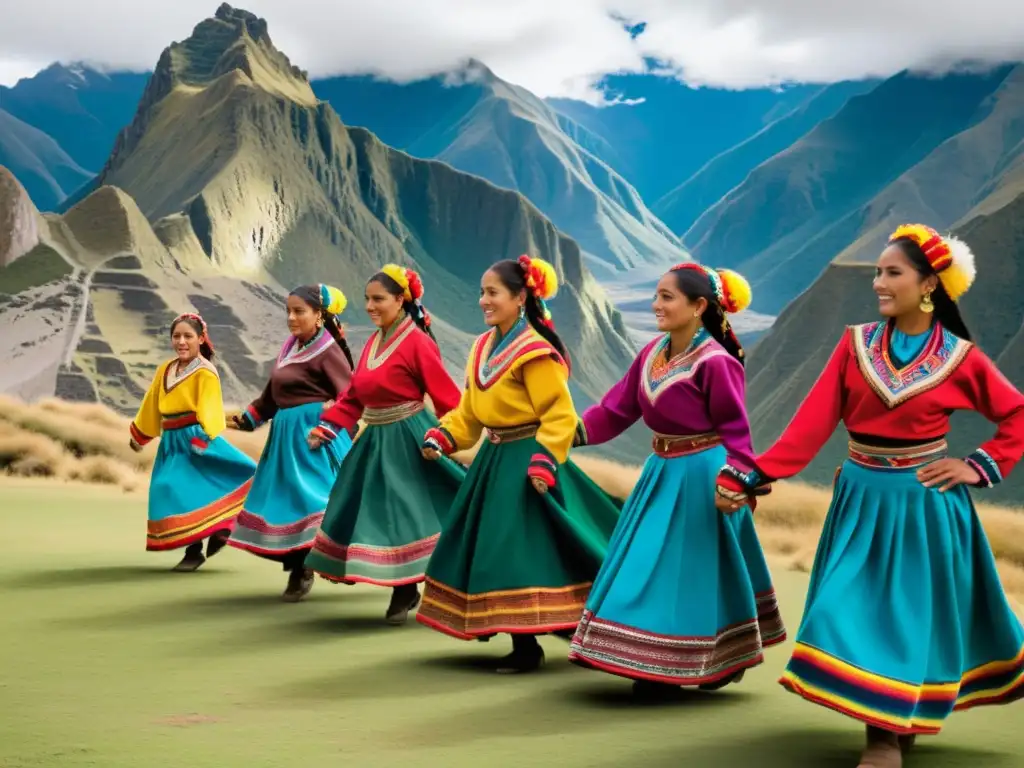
[488, 255, 569, 369]
[668, 263, 750, 365]
[289, 284, 355, 369]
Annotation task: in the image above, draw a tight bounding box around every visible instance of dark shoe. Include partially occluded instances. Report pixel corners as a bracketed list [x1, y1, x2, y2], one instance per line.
[859, 726, 902, 768]
[496, 636, 545, 674]
[898, 735, 916, 755]
[698, 669, 746, 691]
[282, 568, 315, 602]
[172, 543, 206, 572]
[206, 531, 229, 559]
[385, 584, 421, 625]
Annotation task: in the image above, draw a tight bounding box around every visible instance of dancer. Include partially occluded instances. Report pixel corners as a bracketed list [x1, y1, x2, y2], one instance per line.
[717, 224, 1024, 767]
[227, 285, 355, 602]
[418, 255, 622, 673]
[129, 313, 256, 571]
[567, 263, 785, 695]
[304, 265, 466, 624]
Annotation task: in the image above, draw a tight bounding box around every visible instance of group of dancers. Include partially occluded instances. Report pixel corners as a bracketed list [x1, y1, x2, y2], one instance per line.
[129, 226, 1024, 767]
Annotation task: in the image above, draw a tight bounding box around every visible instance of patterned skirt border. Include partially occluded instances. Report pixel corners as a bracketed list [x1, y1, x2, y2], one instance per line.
[416, 577, 591, 639]
[146, 479, 252, 551]
[227, 510, 324, 557]
[780, 641, 1024, 735]
[310, 531, 440, 587]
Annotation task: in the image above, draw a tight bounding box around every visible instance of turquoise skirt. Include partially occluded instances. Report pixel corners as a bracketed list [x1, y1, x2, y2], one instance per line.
[229, 401, 352, 558]
[781, 458, 1024, 735]
[568, 443, 786, 685]
[146, 414, 256, 551]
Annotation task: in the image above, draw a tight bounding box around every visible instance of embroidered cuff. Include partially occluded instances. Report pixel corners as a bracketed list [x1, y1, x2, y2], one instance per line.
[310, 424, 336, 443]
[719, 464, 768, 492]
[423, 427, 456, 455]
[965, 449, 1002, 488]
[242, 404, 265, 430]
[572, 420, 588, 448]
[189, 436, 209, 455]
[528, 452, 558, 488]
[129, 422, 153, 446]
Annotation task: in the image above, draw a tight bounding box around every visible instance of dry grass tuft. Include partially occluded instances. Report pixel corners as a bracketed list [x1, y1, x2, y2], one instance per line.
[3, 395, 1023, 606]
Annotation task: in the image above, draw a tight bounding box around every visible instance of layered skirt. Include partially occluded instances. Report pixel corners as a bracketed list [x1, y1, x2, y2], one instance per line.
[780, 438, 1024, 735]
[305, 402, 466, 585]
[229, 401, 352, 559]
[145, 412, 256, 551]
[568, 435, 786, 685]
[416, 424, 623, 638]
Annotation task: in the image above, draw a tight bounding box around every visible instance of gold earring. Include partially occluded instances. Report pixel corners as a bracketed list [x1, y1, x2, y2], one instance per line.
[693, 311, 700, 318]
[919, 291, 934, 313]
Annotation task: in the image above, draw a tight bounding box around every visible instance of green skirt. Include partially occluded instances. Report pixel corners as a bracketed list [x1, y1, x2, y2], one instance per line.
[305, 408, 466, 586]
[416, 434, 623, 639]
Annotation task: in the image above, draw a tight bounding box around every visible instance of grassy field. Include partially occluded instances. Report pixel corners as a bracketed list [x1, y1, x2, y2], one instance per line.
[1, 478, 1022, 767]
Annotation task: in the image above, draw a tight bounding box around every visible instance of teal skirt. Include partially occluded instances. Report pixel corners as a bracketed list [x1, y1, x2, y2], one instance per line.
[305, 408, 466, 586]
[568, 444, 786, 685]
[229, 401, 352, 558]
[781, 458, 1024, 735]
[145, 413, 256, 551]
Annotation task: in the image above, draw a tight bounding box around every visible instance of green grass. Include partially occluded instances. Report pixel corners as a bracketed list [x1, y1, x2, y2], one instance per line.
[0, 244, 72, 295]
[1, 479, 1021, 767]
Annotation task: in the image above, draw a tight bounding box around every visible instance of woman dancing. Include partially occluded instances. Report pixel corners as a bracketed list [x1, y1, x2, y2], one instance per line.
[567, 263, 785, 695]
[228, 285, 355, 602]
[305, 265, 466, 624]
[418, 255, 622, 673]
[717, 224, 1024, 767]
[129, 313, 256, 572]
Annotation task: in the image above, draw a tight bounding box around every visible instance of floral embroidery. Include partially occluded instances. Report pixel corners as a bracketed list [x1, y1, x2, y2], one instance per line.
[277, 328, 334, 368]
[366, 314, 416, 371]
[852, 321, 972, 409]
[641, 327, 728, 404]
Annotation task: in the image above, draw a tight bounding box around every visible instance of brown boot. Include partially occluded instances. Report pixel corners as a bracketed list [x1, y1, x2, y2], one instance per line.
[898, 734, 916, 755]
[282, 568, 315, 602]
[172, 542, 206, 572]
[858, 726, 902, 768]
[385, 584, 421, 625]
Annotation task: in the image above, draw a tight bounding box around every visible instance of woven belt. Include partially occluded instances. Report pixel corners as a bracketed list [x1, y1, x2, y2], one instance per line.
[162, 412, 199, 430]
[362, 401, 424, 425]
[652, 431, 721, 458]
[485, 423, 540, 444]
[848, 438, 947, 470]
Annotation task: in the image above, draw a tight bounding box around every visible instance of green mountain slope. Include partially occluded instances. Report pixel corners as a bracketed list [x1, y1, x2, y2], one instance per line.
[685, 66, 1017, 314]
[0, 5, 640, 459]
[745, 189, 1024, 504]
[0, 109, 93, 211]
[313, 63, 688, 277]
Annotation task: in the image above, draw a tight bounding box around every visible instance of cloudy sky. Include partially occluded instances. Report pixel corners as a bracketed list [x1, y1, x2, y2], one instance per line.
[1, 0, 1022, 102]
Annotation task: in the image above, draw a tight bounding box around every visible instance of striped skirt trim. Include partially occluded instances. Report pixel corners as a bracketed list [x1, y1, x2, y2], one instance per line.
[227, 509, 324, 556]
[780, 641, 1024, 735]
[310, 531, 439, 586]
[146, 479, 252, 551]
[415, 577, 591, 639]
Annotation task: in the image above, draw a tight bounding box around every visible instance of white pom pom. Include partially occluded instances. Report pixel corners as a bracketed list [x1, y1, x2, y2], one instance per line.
[945, 235, 976, 284]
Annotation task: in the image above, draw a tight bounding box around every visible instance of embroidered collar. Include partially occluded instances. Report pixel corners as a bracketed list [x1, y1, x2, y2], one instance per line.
[278, 328, 334, 367]
[365, 314, 416, 371]
[472, 318, 553, 390]
[641, 328, 725, 404]
[164, 356, 213, 392]
[852, 320, 971, 409]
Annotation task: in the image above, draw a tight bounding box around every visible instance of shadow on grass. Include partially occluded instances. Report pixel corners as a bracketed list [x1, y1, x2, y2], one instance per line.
[595, 729, 1020, 768]
[6, 564, 186, 588]
[564, 681, 755, 710]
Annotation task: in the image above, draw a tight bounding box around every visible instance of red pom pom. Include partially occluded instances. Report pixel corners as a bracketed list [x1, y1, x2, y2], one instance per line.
[406, 269, 424, 301]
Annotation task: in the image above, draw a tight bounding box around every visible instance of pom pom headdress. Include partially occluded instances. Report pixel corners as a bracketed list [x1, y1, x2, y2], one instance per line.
[669, 263, 752, 314]
[888, 224, 977, 302]
[518, 254, 559, 330]
[318, 284, 348, 316]
[379, 263, 431, 328]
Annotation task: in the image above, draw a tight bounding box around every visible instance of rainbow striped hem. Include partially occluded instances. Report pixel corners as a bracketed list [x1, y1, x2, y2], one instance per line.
[146, 479, 252, 551]
[307, 531, 439, 586]
[780, 642, 1024, 735]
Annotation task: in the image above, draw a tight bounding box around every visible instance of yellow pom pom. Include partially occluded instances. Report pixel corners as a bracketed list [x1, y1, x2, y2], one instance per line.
[380, 263, 411, 299]
[717, 269, 752, 314]
[938, 235, 976, 302]
[530, 257, 559, 300]
[322, 285, 347, 316]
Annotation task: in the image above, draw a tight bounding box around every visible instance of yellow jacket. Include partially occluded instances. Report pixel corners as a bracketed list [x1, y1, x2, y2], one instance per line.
[130, 358, 227, 444]
[438, 324, 577, 464]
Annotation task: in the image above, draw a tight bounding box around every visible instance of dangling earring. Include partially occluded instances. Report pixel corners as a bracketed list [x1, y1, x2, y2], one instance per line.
[919, 291, 934, 313]
[518, 305, 526, 320]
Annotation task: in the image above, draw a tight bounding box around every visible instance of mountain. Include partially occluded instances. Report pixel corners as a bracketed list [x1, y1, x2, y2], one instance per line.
[0, 4, 638, 455]
[744, 186, 1024, 505]
[653, 80, 879, 236]
[0, 64, 149, 173]
[684, 66, 1019, 314]
[548, 75, 823, 202]
[0, 108, 93, 211]
[312, 64, 688, 277]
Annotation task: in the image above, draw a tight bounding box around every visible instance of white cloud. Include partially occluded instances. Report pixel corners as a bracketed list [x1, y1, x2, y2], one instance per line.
[0, 0, 1023, 101]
